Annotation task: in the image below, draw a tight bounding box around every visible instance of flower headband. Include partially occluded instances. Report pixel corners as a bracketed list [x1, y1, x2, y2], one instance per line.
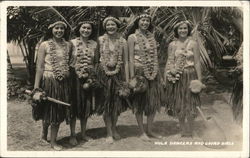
[48, 21, 67, 29]
[173, 20, 191, 30]
[103, 16, 121, 28]
[138, 13, 151, 20]
[79, 20, 95, 26]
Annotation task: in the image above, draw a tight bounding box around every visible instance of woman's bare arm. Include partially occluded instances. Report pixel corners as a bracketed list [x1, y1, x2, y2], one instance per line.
[34, 42, 46, 89]
[127, 35, 135, 79]
[193, 41, 202, 81]
[123, 40, 129, 82]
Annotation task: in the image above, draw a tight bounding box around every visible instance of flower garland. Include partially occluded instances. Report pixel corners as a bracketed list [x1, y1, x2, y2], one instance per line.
[165, 38, 190, 83]
[100, 34, 123, 76]
[74, 38, 93, 79]
[165, 52, 186, 83]
[48, 39, 69, 81]
[135, 29, 158, 80]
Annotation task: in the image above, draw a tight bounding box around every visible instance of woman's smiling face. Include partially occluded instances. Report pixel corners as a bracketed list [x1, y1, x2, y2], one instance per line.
[177, 23, 189, 38]
[138, 17, 150, 31]
[105, 20, 118, 35]
[79, 23, 92, 38]
[52, 24, 65, 39]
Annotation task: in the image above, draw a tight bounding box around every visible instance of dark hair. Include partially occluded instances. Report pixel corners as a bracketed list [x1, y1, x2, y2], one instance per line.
[74, 22, 97, 40]
[173, 21, 192, 38]
[126, 15, 154, 38]
[44, 23, 70, 41]
[134, 16, 153, 32]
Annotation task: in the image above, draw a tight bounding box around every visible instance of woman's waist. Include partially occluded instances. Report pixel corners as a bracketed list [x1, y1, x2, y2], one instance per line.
[183, 63, 194, 68]
[43, 70, 70, 77]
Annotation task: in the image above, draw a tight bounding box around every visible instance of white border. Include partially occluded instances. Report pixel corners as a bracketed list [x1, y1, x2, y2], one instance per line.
[242, 2, 250, 158]
[1, 1, 249, 157]
[0, 0, 245, 7]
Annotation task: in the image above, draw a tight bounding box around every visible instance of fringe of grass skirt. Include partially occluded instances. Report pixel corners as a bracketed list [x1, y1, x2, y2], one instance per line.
[130, 67, 162, 116]
[95, 64, 128, 116]
[32, 74, 72, 125]
[231, 77, 243, 124]
[71, 71, 103, 119]
[165, 66, 201, 118]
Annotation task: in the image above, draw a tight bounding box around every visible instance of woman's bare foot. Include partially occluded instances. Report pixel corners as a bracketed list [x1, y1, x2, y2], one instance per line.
[51, 143, 63, 151]
[39, 138, 49, 145]
[112, 131, 121, 140]
[147, 131, 162, 139]
[81, 134, 93, 141]
[105, 136, 114, 144]
[139, 133, 150, 141]
[69, 136, 78, 146]
[181, 132, 193, 138]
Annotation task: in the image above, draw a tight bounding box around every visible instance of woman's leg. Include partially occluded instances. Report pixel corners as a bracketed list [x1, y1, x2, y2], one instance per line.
[135, 112, 149, 140]
[50, 123, 62, 150]
[103, 113, 114, 143]
[111, 112, 121, 140]
[80, 117, 92, 141]
[147, 112, 162, 138]
[186, 114, 194, 137]
[178, 114, 187, 137]
[40, 120, 49, 142]
[69, 117, 78, 146]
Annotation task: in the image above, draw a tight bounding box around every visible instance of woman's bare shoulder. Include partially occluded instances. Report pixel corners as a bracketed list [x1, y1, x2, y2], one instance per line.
[127, 34, 136, 43]
[189, 39, 198, 48]
[38, 41, 49, 50]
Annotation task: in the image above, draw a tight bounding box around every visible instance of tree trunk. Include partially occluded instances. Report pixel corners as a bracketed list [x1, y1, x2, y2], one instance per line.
[18, 42, 31, 84]
[7, 50, 12, 70]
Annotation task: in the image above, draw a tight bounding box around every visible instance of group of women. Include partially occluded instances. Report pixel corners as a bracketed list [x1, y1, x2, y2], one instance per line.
[32, 13, 203, 150]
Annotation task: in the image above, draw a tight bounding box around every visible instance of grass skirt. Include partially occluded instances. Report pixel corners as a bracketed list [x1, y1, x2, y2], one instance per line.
[95, 64, 128, 116]
[71, 71, 102, 119]
[231, 77, 243, 124]
[131, 66, 162, 116]
[32, 73, 71, 125]
[165, 66, 201, 118]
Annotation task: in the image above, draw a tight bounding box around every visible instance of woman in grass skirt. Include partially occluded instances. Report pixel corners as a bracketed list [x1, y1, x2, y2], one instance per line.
[127, 13, 162, 140]
[164, 21, 203, 137]
[96, 16, 130, 143]
[69, 20, 101, 145]
[32, 21, 72, 150]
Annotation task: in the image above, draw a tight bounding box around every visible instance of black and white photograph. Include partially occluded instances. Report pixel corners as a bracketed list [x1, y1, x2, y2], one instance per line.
[0, 1, 249, 157]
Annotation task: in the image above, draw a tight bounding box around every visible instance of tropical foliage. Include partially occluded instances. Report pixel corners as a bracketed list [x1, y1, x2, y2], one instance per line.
[7, 6, 243, 84]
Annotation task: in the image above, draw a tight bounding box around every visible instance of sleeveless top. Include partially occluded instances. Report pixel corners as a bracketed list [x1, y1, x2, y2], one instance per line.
[42, 39, 71, 78]
[71, 38, 97, 69]
[173, 39, 195, 68]
[129, 33, 154, 68]
[98, 35, 126, 63]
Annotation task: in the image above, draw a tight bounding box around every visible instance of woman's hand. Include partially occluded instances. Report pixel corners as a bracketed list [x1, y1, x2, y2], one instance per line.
[170, 68, 177, 75]
[32, 88, 45, 102]
[32, 92, 43, 102]
[161, 77, 167, 89]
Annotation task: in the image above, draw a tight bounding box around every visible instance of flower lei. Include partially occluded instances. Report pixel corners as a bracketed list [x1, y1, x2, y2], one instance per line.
[135, 29, 158, 80]
[100, 34, 123, 76]
[74, 38, 93, 79]
[165, 38, 190, 83]
[48, 39, 69, 81]
[165, 53, 186, 83]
